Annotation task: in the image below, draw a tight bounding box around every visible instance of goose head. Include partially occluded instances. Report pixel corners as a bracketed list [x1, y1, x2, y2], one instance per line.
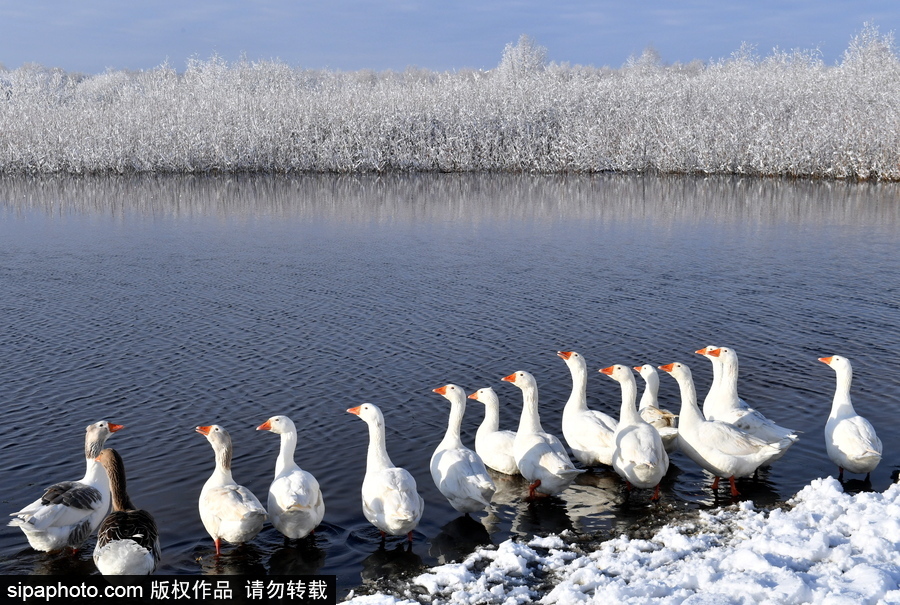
[85, 420, 125, 458]
[95, 448, 126, 480]
[347, 403, 385, 429]
[468, 387, 499, 405]
[818, 354, 852, 375]
[634, 364, 660, 385]
[557, 350, 587, 373]
[658, 361, 693, 383]
[196, 424, 232, 450]
[433, 384, 467, 405]
[257, 415, 296, 435]
[502, 370, 536, 390]
[708, 346, 737, 361]
[599, 364, 634, 384]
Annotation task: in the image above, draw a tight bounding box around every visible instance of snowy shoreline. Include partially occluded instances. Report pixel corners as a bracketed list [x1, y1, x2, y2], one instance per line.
[345, 477, 900, 604]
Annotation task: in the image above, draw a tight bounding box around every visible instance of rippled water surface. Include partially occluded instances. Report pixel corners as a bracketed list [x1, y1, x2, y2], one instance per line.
[1, 174, 898, 597]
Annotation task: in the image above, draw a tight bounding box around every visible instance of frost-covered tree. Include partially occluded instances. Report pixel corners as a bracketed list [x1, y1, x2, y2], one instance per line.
[0, 28, 898, 179]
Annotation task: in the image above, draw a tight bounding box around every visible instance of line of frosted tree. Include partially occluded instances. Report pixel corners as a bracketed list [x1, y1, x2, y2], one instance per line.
[1, 25, 898, 179]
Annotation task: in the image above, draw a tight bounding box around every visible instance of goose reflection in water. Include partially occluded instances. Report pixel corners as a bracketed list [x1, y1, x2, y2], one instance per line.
[197, 543, 267, 576]
[20, 549, 98, 576]
[360, 540, 423, 585]
[267, 538, 326, 575]
[429, 514, 492, 565]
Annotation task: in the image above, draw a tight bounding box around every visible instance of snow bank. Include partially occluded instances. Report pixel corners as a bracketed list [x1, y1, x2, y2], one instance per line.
[344, 478, 900, 604]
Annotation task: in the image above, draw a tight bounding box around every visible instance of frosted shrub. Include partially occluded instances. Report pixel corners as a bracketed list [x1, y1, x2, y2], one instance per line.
[0, 26, 898, 179]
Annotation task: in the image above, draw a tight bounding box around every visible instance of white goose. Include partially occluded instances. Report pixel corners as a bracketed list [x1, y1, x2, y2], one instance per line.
[347, 403, 424, 540]
[699, 346, 798, 460]
[468, 387, 519, 475]
[93, 448, 161, 575]
[695, 344, 722, 416]
[601, 364, 669, 500]
[659, 362, 793, 497]
[558, 351, 617, 467]
[819, 355, 882, 480]
[430, 385, 496, 513]
[257, 415, 325, 540]
[196, 425, 267, 555]
[9, 420, 125, 552]
[503, 370, 584, 498]
[634, 364, 679, 453]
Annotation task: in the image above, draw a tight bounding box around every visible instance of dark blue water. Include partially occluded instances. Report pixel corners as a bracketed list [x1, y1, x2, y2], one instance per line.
[0, 174, 898, 597]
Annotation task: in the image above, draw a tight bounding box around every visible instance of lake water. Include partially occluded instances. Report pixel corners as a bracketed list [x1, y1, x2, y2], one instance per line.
[0, 174, 898, 597]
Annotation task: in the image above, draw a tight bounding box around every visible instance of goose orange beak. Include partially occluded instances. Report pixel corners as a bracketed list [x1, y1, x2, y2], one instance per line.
[659, 363, 676, 373]
[108, 423, 125, 433]
[599, 366, 614, 375]
[433, 386, 448, 395]
[818, 356, 833, 365]
[467, 392, 479, 400]
[501, 373, 516, 382]
[347, 406, 362, 415]
[709, 348, 722, 357]
[633, 366, 643, 372]
[257, 420, 272, 431]
[196, 426, 212, 436]
[557, 351, 572, 360]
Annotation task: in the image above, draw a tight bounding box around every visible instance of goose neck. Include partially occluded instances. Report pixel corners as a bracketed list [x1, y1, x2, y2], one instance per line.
[517, 383, 543, 434]
[720, 358, 741, 403]
[829, 367, 855, 419]
[618, 377, 642, 425]
[441, 398, 465, 448]
[704, 358, 723, 405]
[565, 363, 589, 412]
[85, 435, 107, 462]
[675, 374, 704, 425]
[82, 457, 110, 490]
[107, 459, 135, 512]
[478, 400, 500, 434]
[638, 374, 659, 411]
[208, 442, 235, 486]
[366, 420, 395, 471]
[276, 430, 299, 476]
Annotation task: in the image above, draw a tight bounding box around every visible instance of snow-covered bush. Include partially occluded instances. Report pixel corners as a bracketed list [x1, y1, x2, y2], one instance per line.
[0, 25, 898, 179]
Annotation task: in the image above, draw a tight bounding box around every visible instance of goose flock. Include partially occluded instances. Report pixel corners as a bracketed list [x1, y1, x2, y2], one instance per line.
[7, 346, 884, 575]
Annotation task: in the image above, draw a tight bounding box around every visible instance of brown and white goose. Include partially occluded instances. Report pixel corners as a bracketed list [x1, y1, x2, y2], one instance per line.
[9, 420, 125, 552]
[93, 448, 161, 575]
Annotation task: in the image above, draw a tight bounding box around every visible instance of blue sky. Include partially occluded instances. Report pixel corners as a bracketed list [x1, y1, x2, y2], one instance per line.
[2, 1, 898, 74]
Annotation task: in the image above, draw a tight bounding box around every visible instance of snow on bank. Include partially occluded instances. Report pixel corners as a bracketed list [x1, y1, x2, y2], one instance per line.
[344, 478, 900, 604]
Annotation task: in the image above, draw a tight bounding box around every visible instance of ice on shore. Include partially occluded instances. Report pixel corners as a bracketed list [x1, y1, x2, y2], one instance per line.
[344, 477, 900, 604]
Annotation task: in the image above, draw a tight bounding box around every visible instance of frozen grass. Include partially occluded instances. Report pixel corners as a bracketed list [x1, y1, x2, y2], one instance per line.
[1, 26, 898, 179]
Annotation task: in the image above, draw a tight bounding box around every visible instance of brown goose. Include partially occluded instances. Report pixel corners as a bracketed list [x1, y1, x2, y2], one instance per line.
[93, 448, 161, 575]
